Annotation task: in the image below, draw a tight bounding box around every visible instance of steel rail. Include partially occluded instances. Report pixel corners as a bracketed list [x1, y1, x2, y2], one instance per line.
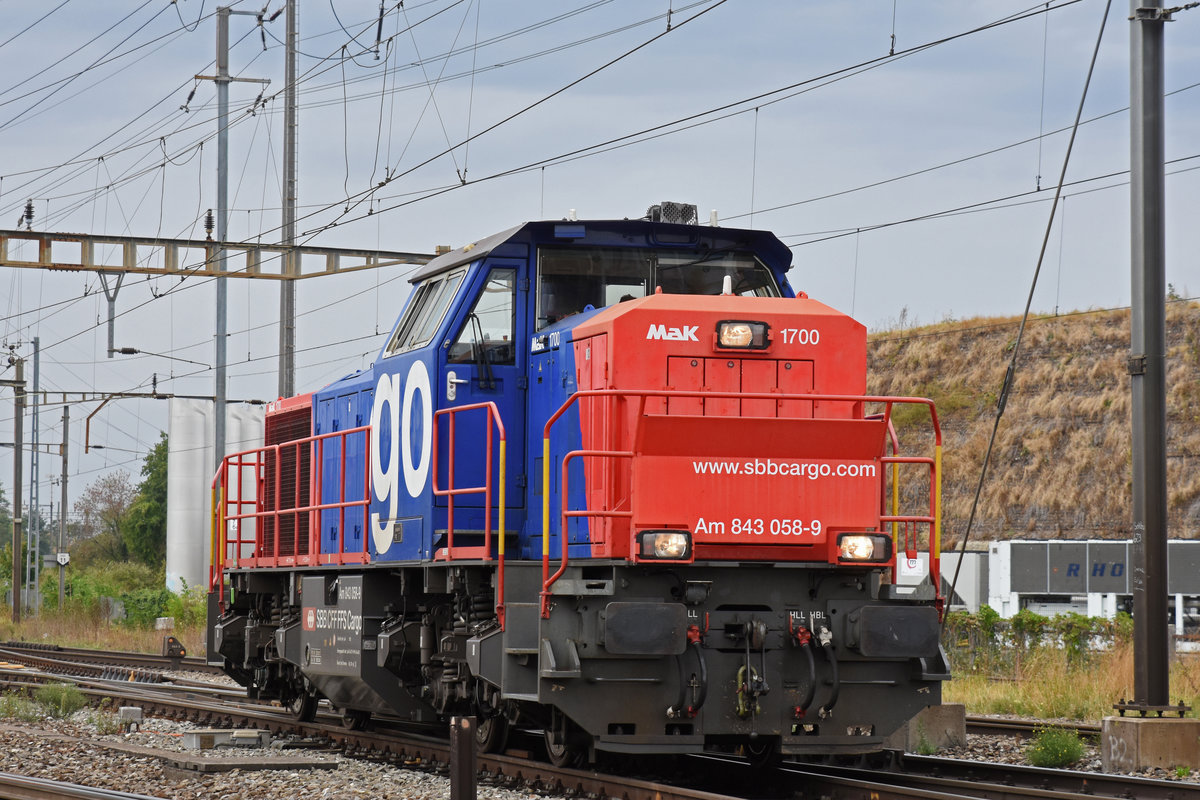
[787, 754, 1195, 800]
[1, 642, 222, 675]
[0, 648, 164, 684]
[0, 772, 163, 800]
[965, 715, 1101, 741]
[0, 668, 264, 709]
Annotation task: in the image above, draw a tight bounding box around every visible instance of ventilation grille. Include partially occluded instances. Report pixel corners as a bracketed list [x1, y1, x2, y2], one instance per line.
[261, 406, 312, 558]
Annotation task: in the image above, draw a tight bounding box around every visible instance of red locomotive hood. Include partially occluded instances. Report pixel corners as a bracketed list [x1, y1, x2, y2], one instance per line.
[570, 290, 867, 397]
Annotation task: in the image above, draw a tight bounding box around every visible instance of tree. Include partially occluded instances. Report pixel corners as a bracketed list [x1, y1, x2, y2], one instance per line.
[0, 482, 12, 591]
[123, 433, 168, 566]
[0, 482, 10, 538]
[72, 470, 136, 564]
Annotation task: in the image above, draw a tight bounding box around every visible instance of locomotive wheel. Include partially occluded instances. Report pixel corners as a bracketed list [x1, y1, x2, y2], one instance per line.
[342, 708, 371, 730]
[288, 690, 317, 722]
[544, 726, 586, 768]
[475, 715, 509, 753]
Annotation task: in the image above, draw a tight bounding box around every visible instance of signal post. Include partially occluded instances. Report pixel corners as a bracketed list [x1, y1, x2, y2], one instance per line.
[1101, 0, 1200, 772]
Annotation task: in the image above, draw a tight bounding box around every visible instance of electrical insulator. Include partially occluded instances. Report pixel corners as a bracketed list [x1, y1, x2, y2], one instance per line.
[205, 209, 214, 240]
[24, 199, 34, 230]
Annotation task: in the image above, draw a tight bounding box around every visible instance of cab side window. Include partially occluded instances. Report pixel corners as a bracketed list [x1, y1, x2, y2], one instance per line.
[448, 268, 516, 365]
[384, 269, 466, 356]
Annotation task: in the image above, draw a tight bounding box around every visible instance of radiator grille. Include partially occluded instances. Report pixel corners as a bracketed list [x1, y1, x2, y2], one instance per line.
[261, 406, 311, 558]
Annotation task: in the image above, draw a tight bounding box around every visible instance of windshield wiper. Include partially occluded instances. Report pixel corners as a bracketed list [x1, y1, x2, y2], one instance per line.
[468, 313, 495, 390]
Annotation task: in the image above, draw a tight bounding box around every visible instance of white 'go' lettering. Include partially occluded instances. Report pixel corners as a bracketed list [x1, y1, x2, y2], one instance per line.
[369, 360, 433, 554]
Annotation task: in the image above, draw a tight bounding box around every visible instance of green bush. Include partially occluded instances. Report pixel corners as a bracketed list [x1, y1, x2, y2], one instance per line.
[1048, 613, 1099, 665]
[0, 693, 42, 721]
[942, 607, 1136, 677]
[38, 560, 181, 627]
[165, 582, 208, 629]
[977, 604, 1001, 639]
[915, 721, 938, 755]
[1026, 727, 1085, 768]
[34, 683, 87, 718]
[1010, 609, 1049, 649]
[121, 587, 170, 627]
[90, 710, 123, 735]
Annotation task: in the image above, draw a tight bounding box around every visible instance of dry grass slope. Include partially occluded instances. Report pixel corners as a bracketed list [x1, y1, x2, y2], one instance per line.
[868, 301, 1200, 545]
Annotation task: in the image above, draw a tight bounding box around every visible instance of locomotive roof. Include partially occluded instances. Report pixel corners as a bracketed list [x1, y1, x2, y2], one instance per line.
[410, 224, 525, 283]
[408, 219, 792, 284]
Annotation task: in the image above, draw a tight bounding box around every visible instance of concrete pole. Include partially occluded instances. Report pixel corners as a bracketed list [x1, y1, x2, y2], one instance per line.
[215, 6, 229, 476]
[10, 358, 22, 622]
[1129, 0, 1169, 708]
[58, 406, 68, 612]
[279, 0, 297, 399]
[28, 336, 38, 614]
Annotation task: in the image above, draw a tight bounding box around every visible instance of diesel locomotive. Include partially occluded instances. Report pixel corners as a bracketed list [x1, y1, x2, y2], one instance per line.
[207, 204, 949, 765]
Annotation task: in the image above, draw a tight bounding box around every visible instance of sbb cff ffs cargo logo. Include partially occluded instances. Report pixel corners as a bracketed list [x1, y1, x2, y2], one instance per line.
[646, 324, 699, 341]
[303, 608, 317, 631]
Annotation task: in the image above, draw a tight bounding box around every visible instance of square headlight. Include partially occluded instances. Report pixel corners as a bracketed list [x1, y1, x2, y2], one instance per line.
[715, 320, 769, 350]
[836, 533, 893, 564]
[637, 530, 693, 561]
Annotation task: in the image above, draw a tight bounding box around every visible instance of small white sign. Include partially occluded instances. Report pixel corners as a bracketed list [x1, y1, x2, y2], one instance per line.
[55, 552, 70, 566]
[897, 554, 927, 579]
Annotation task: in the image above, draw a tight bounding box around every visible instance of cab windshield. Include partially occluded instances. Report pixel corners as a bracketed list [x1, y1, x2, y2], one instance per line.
[536, 247, 779, 329]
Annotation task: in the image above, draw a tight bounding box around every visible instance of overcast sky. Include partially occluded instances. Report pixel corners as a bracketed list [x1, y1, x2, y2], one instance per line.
[0, 0, 1197, 510]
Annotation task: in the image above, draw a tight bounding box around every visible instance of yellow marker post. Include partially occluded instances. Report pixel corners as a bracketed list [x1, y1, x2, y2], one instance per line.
[891, 462, 900, 549]
[498, 440, 507, 551]
[542, 438, 551, 558]
[933, 445, 943, 555]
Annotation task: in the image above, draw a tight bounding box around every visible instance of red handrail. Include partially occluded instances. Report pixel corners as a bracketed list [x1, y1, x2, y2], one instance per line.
[209, 424, 372, 611]
[431, 401, 508, 627]
[539, 449, 634, 618]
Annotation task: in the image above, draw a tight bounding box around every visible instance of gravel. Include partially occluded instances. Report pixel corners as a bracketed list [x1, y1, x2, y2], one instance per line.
[938, 724, 1200, 783]
[0, 713, 563, 800]
[1, 709, 1197, 798]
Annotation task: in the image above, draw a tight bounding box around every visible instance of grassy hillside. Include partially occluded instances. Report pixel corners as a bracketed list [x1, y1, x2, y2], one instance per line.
[866, 300, 1200, 546]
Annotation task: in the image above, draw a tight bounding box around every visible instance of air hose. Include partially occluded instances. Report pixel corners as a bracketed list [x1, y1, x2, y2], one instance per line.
[818, 627, 840, 718]
[668, 639, 708, 719]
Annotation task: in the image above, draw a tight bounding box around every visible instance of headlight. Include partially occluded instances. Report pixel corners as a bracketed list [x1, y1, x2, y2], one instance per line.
[716, 320, 769, 350]
[637, 530, 692, 560]
[837, 533, 892, 563]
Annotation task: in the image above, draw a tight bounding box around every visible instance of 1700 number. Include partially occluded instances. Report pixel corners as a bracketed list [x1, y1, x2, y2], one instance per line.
[780, 328, 820, 345]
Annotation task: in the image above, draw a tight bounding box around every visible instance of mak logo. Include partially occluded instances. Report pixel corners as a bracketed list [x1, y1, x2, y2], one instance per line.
[646, 323, 699, 342]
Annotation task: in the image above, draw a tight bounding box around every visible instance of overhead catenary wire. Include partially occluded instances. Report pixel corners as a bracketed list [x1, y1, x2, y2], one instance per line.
[11, 141, 1200, 374]
[16, 0, 729, 262]
[0, 0, 74, 54]
[0, 1, 170, 130]
[290, 0, 1084, 242]
[779, 151, 1200, 246]
[304, 0, 735, 239]
[5, 0, 1065, 240]
[0, 0, 464, 225]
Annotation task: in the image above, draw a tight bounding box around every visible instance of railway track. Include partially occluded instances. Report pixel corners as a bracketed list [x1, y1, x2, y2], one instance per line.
[783, 754, 1199, 800]
[965, 713, 1101, 740]
[0, 645, 1190, 800]
[1, 642, 223, 676]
